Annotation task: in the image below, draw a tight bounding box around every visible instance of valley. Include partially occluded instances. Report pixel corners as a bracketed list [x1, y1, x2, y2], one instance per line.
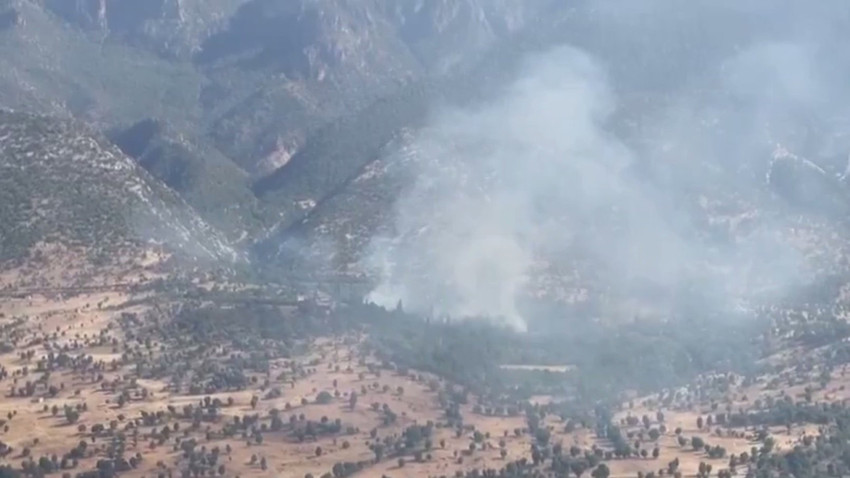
[0, 255, 848, 478]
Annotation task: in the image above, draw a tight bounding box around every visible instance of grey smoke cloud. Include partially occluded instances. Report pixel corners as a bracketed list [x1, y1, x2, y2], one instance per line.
[364, 46, 618, 330]
[363, 4, 846, 330]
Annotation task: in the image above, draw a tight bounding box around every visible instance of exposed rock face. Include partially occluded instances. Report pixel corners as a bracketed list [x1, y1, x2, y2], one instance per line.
[43, 0, 246, 57]
[194, 0, 549, 171]
[43, 0, 543, 64]
[32, 0, 549, 172]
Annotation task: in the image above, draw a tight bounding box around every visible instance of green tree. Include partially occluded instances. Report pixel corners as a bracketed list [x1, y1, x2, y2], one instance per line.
[691, 436, 704, 450]
[571, 461, 588, 477]
[64, 408, 79, 424]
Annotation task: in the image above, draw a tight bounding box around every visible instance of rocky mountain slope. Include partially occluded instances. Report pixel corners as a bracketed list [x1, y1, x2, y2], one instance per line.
[0, 0, 558, 265]
[0, 110, 237, 264]
[1, 0, 549, 171]
[107, 118, 262, 241]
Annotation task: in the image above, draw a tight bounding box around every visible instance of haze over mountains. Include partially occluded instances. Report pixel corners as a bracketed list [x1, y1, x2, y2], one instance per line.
[2, 0, 850, 325]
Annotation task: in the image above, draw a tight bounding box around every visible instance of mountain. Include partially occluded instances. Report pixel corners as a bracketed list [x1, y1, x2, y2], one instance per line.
[0, 110, 237, 264]
[41, 0, 249, 59]
[107, 118, 263, 242]
[250, 0, 850, 316]
[1, 0, 549, 172]
[0, 0, 556, 258]
[2, 0, 850, 314]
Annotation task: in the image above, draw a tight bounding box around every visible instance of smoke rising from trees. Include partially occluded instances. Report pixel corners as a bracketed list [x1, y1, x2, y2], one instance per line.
[363, 2, 850, 330]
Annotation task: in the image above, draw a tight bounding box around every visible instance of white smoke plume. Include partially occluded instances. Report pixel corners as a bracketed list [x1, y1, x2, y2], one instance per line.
[362, 4, 850, 330]
[364, 47, 662, 330]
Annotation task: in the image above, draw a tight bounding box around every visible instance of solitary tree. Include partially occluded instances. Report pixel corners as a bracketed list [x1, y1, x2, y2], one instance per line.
[691, 436, 705, 450]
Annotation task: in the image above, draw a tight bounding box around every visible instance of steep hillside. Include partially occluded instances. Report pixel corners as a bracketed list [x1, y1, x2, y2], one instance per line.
[1, 0, 549, 174]
[0, 0, 204, 127]
[42, 0, 249, 59]
[0, 0, 557, 250]
[0, 110, 237, 264]
[108, 118, 263, 242]
[251, 6, 566, 239]
[195, 0, 551, 173]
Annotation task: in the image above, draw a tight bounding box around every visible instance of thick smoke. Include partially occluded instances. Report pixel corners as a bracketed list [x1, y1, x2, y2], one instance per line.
[363, 4, 848, 330]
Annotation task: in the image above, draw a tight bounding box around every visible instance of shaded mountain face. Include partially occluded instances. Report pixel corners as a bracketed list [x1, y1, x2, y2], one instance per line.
[0, 111, 237, 263]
